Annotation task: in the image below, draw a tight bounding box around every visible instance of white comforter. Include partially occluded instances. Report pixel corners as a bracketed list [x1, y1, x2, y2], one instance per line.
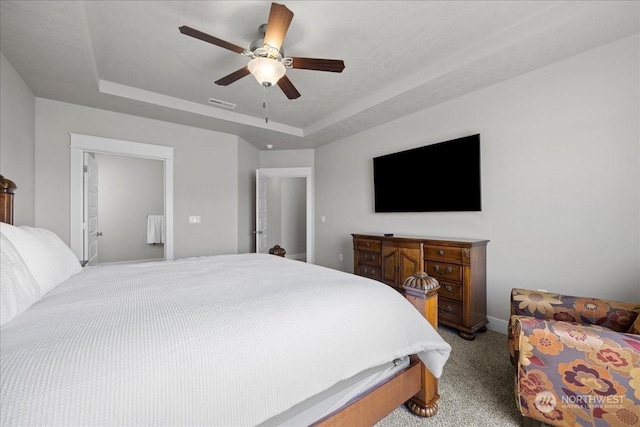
[1, 253, 451, 426]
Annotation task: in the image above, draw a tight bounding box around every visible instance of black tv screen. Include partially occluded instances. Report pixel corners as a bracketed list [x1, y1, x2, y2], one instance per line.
[373, 134, 481, 212]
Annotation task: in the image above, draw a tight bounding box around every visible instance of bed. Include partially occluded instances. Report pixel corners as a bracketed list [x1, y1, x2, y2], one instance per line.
[0, 175, 451, 426]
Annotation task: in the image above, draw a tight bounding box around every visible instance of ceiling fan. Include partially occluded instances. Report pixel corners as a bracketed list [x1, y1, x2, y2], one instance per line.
[179, 2, 345, 102]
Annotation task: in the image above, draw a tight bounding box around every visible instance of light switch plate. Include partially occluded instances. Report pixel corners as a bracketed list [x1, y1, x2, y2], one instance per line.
[189, 215, 201, 224]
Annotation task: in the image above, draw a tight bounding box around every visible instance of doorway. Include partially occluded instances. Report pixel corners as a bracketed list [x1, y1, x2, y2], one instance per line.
[256, 167, 314, 263]
[69, 133, 174, 262]
[91, 152, 165, 265]
[266, 177, 306, 261]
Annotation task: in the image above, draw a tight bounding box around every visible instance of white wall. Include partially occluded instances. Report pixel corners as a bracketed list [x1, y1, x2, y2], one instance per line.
[260, 149, 314, 168]
[34, 98, 241, 259]
[94, 152, 164, 263]
[315, 35, 640, 329]
[0, 53, 35, 226]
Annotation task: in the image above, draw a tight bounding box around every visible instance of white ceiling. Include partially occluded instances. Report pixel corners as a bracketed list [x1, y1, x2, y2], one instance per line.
[1, 1, 638, 150]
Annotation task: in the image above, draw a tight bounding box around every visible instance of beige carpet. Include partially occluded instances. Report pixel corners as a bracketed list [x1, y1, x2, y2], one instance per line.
[376, 325, 523, 427]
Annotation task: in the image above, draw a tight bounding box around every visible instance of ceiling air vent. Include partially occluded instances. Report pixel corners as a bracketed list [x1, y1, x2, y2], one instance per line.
[207, 98, 236, 110]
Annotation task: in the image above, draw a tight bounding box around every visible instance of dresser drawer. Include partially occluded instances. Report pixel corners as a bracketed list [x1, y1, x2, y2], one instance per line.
[437, 282, 463, 302]
[424, 245, 465, 263]
[353, 233, 489, 340]
[357, 265, 381, 281]
[438, 298, 462, 323]
[356, 250, 381, 267]
[425, 261, 462, 283]
[355, 238, 382, 252]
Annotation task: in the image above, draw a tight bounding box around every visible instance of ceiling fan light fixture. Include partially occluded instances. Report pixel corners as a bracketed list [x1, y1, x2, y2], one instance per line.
[180, 2, 344, 101]
[248, 57, 286, 86]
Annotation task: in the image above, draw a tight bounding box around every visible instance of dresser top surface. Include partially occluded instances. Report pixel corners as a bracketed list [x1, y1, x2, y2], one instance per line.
[352, 233, 489, 246]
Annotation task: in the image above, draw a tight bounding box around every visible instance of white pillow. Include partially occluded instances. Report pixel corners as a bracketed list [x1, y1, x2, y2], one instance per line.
[0, 223, 82, 296]
[0, 233, 42, 326]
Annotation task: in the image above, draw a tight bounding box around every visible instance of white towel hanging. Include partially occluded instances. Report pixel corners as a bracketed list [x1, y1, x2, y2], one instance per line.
[147, 215, 164, 244]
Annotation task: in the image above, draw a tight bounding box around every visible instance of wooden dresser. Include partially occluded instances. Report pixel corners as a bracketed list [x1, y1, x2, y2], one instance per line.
[352, 233, 489, 340]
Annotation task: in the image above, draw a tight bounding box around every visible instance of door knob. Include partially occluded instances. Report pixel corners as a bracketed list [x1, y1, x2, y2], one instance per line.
[96, 232, 103, 237]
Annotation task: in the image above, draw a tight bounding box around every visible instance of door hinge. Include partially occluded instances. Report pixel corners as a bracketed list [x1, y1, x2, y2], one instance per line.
[82, 222, 87, 230]
[83, 165, 88, 173]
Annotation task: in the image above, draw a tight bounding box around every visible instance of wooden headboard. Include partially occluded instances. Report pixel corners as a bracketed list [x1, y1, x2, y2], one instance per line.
[0, 175, 17, 225]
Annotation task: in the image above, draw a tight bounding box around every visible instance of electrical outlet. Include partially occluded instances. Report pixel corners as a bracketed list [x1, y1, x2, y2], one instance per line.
[339, 253, 343, 262]
[189, 215, 201, 224]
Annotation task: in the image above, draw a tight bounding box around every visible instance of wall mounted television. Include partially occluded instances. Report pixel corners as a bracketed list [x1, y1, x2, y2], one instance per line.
[373, 134, 481, 212]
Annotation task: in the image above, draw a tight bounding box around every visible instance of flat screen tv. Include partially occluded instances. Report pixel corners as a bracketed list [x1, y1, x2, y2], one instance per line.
[373, 134, 481, 212]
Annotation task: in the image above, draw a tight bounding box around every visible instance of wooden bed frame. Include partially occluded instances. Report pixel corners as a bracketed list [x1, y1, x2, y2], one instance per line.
[0, 175, 16, 225]
[315, 255, 442, 426]
[0, 174, 442, 426]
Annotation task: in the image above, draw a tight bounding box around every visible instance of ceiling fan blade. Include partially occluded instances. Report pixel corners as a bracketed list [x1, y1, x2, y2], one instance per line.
[215, 67, 251, 86]
[179, 26, 245, 54]
[290, 57, 345, 73]
[277, 75, 301, 99]
[263, 3, 294, 53]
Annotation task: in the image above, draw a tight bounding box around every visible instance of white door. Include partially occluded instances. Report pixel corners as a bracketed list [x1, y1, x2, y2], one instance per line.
[83, 153, 99, 266]
[255, 169, 268, 253]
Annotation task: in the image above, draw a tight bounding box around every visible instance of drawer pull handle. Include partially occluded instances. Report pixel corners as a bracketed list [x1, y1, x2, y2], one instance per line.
[445, 285, 453, 292]
[434, 265, 452, 274]
[438, 250, 445, 256]
[363, 254, 369, 261]
[366, 242, 370, 247]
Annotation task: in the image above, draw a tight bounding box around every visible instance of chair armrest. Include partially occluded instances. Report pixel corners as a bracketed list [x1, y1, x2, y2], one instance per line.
[509, 316, 640, 426]
[510, 288, 639, 332]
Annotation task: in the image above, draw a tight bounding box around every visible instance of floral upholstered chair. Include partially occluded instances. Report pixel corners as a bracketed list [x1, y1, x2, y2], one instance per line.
[508, 288, 640, 427]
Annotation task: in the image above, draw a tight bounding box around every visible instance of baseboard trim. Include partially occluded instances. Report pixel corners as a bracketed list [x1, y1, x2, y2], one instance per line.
[286, 252, 306, 261]
[98, 258, 164, 266]
[486, 316, 509, 335]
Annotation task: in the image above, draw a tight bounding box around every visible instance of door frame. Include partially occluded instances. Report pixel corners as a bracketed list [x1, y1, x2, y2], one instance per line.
[255, 169, 268, 255]
[69, 133, 175, 261]
[257, 167, 314, 264]
[83, 152, 99, 266]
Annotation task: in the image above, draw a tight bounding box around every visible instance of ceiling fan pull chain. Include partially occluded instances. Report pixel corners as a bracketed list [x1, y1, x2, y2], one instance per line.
[263, 84, 269, 123]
